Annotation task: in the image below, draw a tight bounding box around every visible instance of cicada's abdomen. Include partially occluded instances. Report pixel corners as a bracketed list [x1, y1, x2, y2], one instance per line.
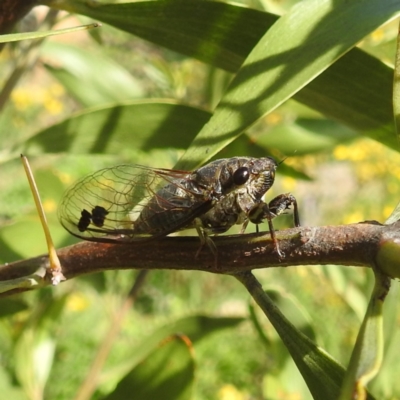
[132, 178, 213, 236]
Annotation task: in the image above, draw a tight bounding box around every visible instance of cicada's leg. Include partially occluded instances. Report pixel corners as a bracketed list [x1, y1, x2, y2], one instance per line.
[261, 203, 284, 258]
[239, 219, 263, 234]
[194, 218, 218, 266]
[268, 193, 300, 227]
[247, 203, 284, 258]
[239, 219, 250, 234]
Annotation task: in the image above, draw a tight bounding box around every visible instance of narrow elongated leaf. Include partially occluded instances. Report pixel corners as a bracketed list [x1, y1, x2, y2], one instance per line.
[44, 0, 399, 161]
[339, 272, 386, 399]
[99, 315, 244, 389]
[101, 335, 194, 400]
[384, 201, 400, 225]
[371, 284, 400, 396]
[14, 294, 68, 400]
[295, 48, 395, 151]
[394, 22, 400, 139]
[0, 298, 28, 317]
[41, 41, 144, 107]
[44, 0, 275, 71]
[236, 272, 376, 400]
[256, 118, 358, 155]
[0, 22, 100, 43]
[23, 102, 211, 155]
[176, 0, 400, 169]
[0, 367, 26, 400]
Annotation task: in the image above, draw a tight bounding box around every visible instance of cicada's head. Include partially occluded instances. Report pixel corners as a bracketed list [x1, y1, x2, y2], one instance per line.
[238, 157, 277, 200]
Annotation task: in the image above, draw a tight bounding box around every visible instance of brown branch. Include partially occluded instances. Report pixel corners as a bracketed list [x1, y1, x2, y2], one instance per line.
[0, 0, 37, 36]
[1, 221, 396, 296]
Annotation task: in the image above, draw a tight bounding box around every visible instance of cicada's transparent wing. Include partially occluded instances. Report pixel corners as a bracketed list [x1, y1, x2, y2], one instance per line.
[58, 164, 213, 243]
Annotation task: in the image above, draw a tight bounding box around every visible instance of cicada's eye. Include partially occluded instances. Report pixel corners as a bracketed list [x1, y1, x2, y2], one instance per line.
[233, 167, 250, 186]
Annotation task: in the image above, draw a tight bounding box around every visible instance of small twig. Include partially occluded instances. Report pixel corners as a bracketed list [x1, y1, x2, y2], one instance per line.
[22, 154, 65, 285]
[0, 272, 46, 294]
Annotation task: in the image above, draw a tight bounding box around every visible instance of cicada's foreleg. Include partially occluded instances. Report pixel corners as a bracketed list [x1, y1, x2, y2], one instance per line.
[268, 193, 300, 227]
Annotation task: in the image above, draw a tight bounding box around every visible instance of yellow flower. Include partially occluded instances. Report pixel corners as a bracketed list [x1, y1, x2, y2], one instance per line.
[343, 211, 364, 224]
[218, 384, 246, 400]
[67, 293, 90, 312]
[11, 89, 33, 111]
[43, 199, 57, 213]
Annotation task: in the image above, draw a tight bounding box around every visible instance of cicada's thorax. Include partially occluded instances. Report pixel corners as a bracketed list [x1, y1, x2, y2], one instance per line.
[194, 157, 277, 234]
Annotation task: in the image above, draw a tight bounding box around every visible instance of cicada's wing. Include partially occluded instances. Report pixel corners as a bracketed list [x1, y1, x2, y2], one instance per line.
[58, 164, 214, 243]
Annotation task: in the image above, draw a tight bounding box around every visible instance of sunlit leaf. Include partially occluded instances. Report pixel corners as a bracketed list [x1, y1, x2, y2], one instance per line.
[176, 0, 400, 169]
[45, 0, 400, 168]
[256, 118, 357, 155]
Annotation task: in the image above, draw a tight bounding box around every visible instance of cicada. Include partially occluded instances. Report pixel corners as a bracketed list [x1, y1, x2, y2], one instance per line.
[58, 157, 300, 256]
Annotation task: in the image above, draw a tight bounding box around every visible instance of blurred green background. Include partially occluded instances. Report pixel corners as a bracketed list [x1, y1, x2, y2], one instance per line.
[1, 0, 400, 399]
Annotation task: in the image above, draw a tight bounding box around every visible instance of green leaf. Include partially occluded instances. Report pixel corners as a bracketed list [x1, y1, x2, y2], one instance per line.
[265, 289, 316, 342]
[45, 0, 400, 166]
[99, 315, 244, 390]
[339, 271, 386, 399]
[44, 0, 275, 71]
[41, 41, 144, 107]
[0, 22, 100, 43]
[101, 335, 194, 400]
[0, 298, 29, 318]
[393, 21, 400, 139]
[371, 284, 400, 396]
[235, 272, 376, 400]
[0, 219, 49, 259]
[13, 292, 68, 400]
[0, 366, 27, 400]
[249, 288, 316, 374]
[176, 0, 400, 169]
[295, 48, 396, 151]
[23, 101, 211, 156]
[322, 266, 368, 321]
[256, 118, 357, 155]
